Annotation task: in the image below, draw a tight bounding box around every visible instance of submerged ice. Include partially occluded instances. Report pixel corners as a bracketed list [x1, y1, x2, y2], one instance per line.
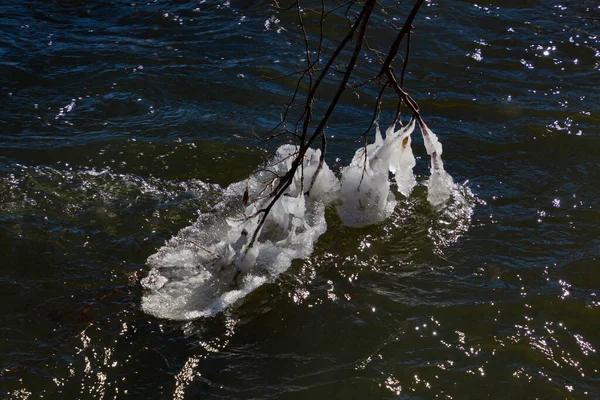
[142, 120, 464, 320]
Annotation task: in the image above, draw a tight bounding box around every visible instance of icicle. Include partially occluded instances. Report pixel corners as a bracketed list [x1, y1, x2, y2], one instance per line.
[270, 196, 286, 231]
[370, 118, 415, 176]
[350, 122, 383, 168]
[375, 120, 384, 147]
[419, 121, 454, 206]
[420, 120, 443, 157]
[393, 133, 417, 197]
[390, 118, 417, 197]
[384, 120, 396, 139]
[427, 168, 454, 207]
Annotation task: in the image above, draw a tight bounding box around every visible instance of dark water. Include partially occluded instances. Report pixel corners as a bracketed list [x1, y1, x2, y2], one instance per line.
[2, 0, 600, 398]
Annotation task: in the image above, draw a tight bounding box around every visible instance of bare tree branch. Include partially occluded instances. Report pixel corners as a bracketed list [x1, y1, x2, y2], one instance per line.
[246, 0, 430, 249]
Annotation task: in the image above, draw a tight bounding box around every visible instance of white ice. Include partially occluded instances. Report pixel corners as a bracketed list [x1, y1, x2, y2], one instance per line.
[419, 121, 454, 207]
[141, 145, 336, 320]
[141, 120, 464, 320]
[337, 118, 419, 226]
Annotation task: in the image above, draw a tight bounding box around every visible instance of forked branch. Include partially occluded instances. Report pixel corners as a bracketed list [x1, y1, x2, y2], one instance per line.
[247, 0, 427, 248]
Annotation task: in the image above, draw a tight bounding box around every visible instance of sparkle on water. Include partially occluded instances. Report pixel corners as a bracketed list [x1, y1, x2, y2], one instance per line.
[1, 0, 599, 398]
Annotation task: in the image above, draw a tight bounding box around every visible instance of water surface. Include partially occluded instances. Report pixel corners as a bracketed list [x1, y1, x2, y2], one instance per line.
[1, 0, 599, 398]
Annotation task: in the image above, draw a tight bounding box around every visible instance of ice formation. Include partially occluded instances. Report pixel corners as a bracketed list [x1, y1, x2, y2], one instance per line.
[419, 121, 454, 207]
[336, 118, 418, 226]
[141, 119, 461, 320]
[141, 145, 339, 320]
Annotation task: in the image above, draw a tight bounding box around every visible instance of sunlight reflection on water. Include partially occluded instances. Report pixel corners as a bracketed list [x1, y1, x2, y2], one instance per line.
[1, 0, 600, 398]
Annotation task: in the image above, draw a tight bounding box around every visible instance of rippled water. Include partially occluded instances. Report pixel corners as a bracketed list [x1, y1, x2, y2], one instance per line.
[2, 0, 599, 398]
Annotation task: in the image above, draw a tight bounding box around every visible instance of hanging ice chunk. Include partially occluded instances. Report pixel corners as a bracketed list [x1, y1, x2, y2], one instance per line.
[351, 121, 384, 168]
[290, 191, 305, 221]
[419, 121, 454, 207]
[337, 124, 397, 227]
[420, 120, 443, 157]
[337, 162, 395, 227]
[370, 119, 414, 172]
[303, 149, 340, 200]
[337, 118, 420, 226]
[270, 194, 289, 232]
[274, 190, 305, 232]
[307, 159, 339, 200]
[389, 119, 417, 197]
[355, 118, 417, 198]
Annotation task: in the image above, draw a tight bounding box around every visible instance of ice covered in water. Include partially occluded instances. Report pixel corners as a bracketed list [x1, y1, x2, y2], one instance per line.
[141, 120, 469, 320]
[141, 145, 339, 320]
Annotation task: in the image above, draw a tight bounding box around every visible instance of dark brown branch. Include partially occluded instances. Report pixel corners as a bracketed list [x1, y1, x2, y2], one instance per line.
[248, 0, 377, 248]
[377, 0, 425, 78]
[400, 28, 412, 88]
[246, 0, 430, 250]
